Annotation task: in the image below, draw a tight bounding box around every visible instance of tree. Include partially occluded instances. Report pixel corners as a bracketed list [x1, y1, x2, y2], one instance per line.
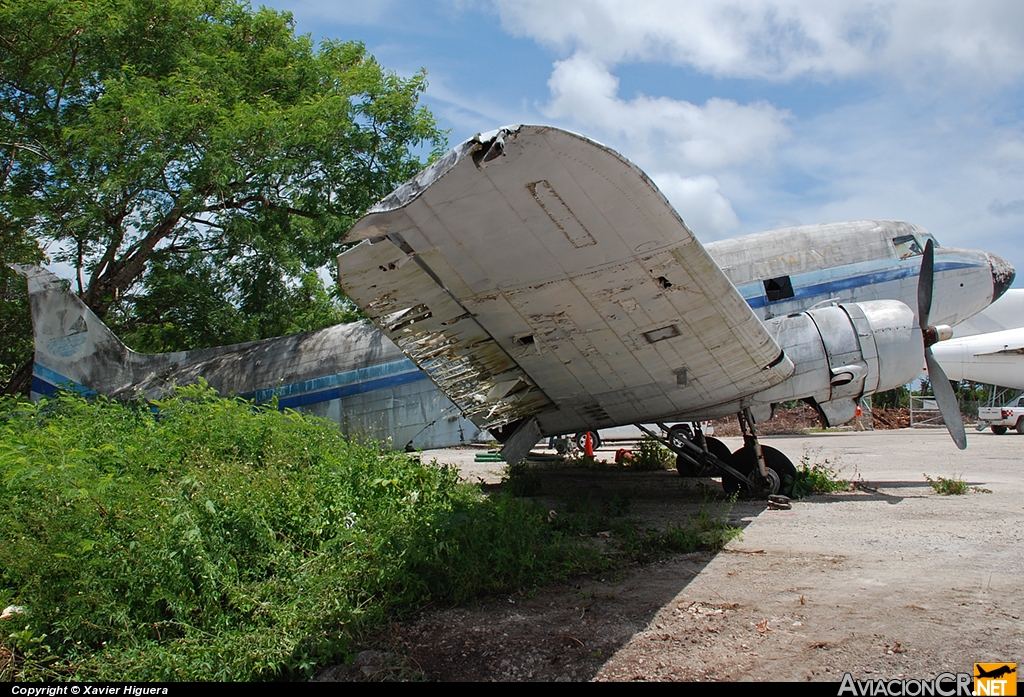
[872, 385, 910, 409]
[0, 0, 446, 390]
[0, 223, 43, 389]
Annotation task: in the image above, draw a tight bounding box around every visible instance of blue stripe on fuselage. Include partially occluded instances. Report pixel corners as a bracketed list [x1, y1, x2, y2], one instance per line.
[32, 364, 98, 398]
[243, 358, 420, 403]
[738, 259, 977, 309]
[32, 359, 430, 410]
[262, 369, 429, 409]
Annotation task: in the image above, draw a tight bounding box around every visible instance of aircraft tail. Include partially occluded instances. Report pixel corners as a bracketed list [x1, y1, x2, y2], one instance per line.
[11, 265, 134, 399]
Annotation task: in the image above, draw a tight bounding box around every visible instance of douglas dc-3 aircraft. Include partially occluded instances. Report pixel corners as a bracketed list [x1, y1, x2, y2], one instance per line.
[18, 125, 1014, 497]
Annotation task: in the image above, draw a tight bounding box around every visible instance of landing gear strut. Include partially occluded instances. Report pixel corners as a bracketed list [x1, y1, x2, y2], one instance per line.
[724, 409, 796, 497]
[637, 409, 796, 498]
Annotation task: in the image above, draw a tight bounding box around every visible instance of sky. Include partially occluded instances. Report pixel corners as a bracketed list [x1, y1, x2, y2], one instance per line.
[267, 0, 1024, 287]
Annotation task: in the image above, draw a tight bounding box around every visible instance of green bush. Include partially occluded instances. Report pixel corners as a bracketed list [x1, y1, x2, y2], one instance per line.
[504, 462, 542, 496]
[627, 437, 673, 471]
[0, 388, 597, 681]
[0, 388, 744, 680]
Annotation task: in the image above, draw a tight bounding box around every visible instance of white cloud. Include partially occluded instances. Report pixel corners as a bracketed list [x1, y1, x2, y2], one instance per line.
[650, 173, 740, 239]
[543, 54, 791, 170]
[493, 0, 1024, 84]
[726, 96, 1024, 277]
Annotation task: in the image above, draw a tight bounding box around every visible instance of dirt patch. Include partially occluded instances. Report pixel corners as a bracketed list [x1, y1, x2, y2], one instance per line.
[711, 403, 825, 436]
[318, 430, 1024, 682]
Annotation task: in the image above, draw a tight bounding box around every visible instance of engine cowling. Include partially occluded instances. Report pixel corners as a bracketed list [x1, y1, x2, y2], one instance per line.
[749, 300, 922, 426]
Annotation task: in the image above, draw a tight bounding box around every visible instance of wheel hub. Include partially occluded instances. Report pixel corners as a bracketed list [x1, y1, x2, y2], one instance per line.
[757, 467, 782, 496]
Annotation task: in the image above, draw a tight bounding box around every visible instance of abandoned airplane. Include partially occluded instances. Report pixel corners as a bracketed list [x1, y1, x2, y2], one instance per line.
[334, 125, 1012, 487]
[18, 124, 1014, 496]
[17, 264, 484, 450]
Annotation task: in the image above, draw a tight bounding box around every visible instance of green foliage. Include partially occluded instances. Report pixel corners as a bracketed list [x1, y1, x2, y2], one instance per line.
[638, 498, 743, 556]
[0, 266, 38, 391]
[504, 462, 542, 497]
[872, 386, 910, 409]
[0, 0, 446, 385]
[561, 452, 603, 468]
[923, 473, 969, 495]
[627, 437, 673, 471]
[549, 492, 741, 561]
[791, 451, 849, 498]
[0, 390, 744, 680]
[0, 388, 598, 681]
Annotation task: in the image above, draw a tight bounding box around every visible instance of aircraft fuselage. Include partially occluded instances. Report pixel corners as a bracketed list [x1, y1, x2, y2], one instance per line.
[20, 221, 1012, 447]
[706, 220, 1010, 328]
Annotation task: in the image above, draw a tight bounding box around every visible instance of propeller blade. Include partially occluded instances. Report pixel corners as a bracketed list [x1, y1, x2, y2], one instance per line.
[925, 348, 967, 450]
[917, 239, 934, 329]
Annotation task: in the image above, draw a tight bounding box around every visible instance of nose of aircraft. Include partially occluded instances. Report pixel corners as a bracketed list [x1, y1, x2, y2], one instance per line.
[987, 252, 1016, 302]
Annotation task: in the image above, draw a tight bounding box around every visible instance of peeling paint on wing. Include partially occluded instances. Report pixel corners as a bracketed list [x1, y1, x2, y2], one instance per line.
[527, 180, 597, 248]
[338, 236, 554, 430]
[340, 126, 795, 438]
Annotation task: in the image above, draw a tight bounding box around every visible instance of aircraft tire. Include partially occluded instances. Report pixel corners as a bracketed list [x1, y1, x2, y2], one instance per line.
[676, 454, 697, 477]
[667, 424, 693, 449]
[722, 445, 796, 498]
[573, 430, 601, 451]
[705, 437, 733, 465]
[992, 425, 1008, 435]
[676, 437, 732, 477]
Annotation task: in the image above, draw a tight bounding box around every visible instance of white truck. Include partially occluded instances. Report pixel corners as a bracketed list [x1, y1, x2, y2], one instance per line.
[977, 393, 1024, 434]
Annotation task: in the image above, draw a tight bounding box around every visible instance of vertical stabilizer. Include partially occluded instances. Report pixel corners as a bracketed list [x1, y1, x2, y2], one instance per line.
[11, 265, 133, 399]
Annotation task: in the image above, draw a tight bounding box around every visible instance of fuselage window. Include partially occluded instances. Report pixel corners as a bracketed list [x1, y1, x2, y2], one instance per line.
[764, 275, 795, 302]
[893, 235, 923, 260]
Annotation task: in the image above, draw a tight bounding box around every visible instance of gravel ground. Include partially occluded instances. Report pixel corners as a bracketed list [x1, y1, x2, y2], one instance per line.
[318, 428, 1024, 682]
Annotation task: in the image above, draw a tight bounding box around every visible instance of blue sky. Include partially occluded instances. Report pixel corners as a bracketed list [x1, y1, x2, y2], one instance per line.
[268, 0, 1024, 286]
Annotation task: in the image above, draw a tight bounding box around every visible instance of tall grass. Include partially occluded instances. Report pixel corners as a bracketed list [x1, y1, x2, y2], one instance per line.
[0, 387, 738, 681]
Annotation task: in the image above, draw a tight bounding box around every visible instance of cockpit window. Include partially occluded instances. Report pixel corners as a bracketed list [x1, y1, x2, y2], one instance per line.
[892, 235, 923, 260]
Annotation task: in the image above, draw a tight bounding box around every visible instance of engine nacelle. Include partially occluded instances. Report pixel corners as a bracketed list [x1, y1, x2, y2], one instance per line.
[749, 300, 922, 426]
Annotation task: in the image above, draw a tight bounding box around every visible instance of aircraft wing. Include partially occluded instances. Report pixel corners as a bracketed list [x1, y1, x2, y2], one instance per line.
[338, 125, 794, 439]
[974, 337, 1024, 356]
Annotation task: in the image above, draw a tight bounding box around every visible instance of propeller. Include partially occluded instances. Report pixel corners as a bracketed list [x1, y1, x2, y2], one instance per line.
[918, 239, 967, 449]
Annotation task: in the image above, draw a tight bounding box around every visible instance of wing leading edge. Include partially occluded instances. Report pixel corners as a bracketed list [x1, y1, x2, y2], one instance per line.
[338, 125, 794, 437]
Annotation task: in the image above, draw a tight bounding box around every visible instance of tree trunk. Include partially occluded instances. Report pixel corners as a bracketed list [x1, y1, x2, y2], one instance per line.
[1, 359, 33, 397]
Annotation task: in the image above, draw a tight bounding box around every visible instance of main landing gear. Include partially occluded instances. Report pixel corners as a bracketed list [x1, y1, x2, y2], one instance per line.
[638, 409, 796, 498]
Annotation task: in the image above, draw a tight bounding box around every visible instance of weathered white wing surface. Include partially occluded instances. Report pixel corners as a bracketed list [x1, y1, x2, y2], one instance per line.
[931, 327, 1024, 390]
[338, 125, 794, 438]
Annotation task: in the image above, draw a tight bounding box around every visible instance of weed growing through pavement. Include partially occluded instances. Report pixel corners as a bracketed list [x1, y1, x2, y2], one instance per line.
[791, 449, 850, 498]
[923, 473, 989, 495]
[548, 488, 741, 562]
